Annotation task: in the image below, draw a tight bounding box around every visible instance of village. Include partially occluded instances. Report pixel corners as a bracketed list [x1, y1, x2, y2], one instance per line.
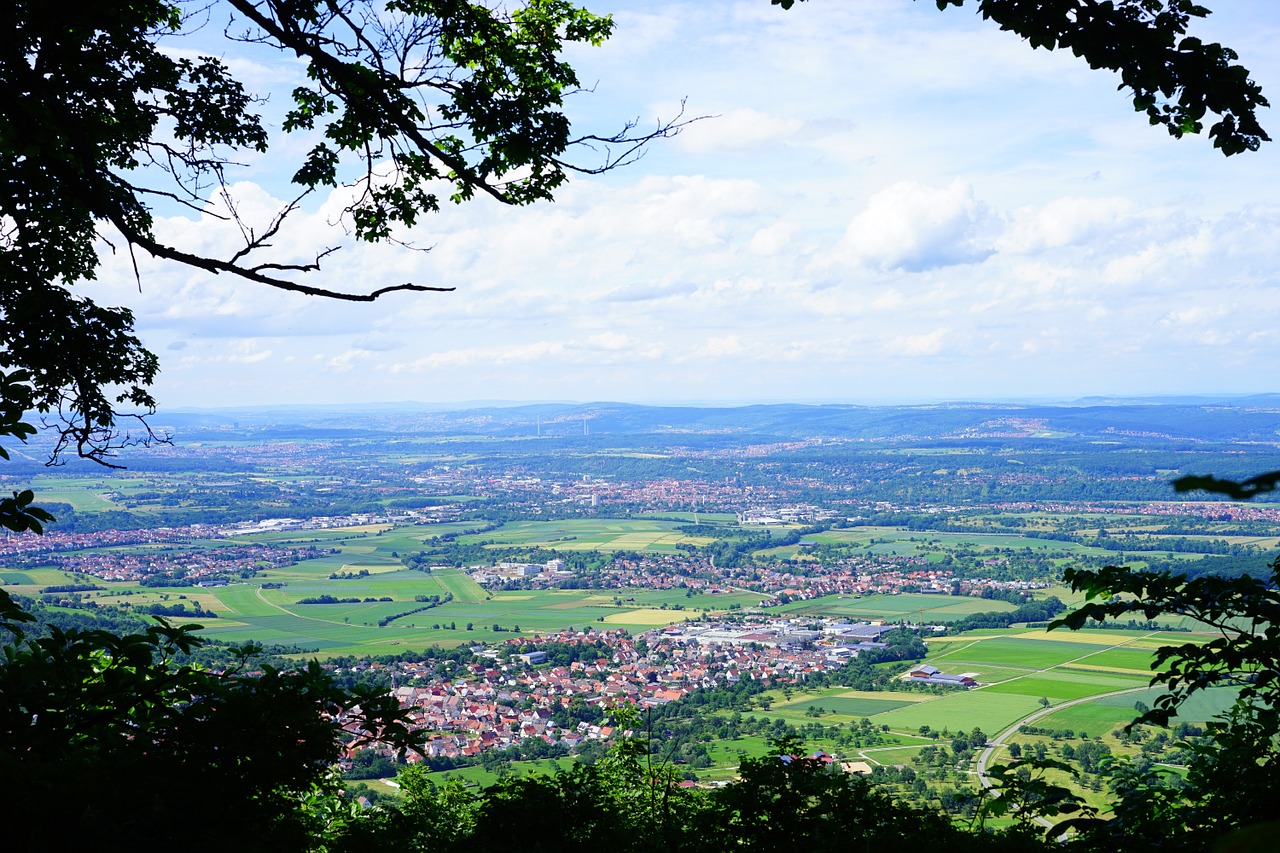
[332, 613, 929, 768]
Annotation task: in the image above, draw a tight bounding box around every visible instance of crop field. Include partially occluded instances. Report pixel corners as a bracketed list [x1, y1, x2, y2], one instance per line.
[876, 690, 1045, 732]
[981, 671, 1148, 703]
[1034, 702, 1143, 735]
[154, 568, 761, 655]
[847, 630, 1175, 739]
[432, 569, 488, 602]
[926, 636, 1116, 670]
[231, 522, 480, 562]
[28, 474, 146, 511]
[457, 519, 715, 553]
[638, 511, 738, 524]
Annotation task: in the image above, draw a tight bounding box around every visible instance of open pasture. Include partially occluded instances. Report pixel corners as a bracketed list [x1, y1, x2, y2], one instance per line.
[423, 757, 580, 789]
[1037, 687, 1237, 735]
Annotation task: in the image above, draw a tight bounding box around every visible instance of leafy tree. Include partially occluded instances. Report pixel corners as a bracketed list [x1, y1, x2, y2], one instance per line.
[0, 588, 418, 852]
[0, 370, 52, 532]
[775, 0, 1268, 155]
[979, 758, 1097, 839]
[1, 0, 685, 462]
[1053, 557, 1280, 848]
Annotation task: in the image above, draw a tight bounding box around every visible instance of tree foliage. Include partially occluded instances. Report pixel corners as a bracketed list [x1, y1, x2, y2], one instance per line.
[1052, 558, 1280, 848]
[0, 588, 419, 852]
[1, 0, 684, 463]
[775, 0, 1269, 155]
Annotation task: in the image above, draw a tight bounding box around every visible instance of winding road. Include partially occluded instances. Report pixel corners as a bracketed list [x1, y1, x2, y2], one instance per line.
[972, 685, 1151, 830]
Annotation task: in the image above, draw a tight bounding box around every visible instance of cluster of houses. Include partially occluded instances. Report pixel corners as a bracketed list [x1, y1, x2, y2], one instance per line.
[39, 542, 334, 583]
[334, 617, 909, 766]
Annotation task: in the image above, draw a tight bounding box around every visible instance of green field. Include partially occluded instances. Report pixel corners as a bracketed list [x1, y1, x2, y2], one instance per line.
[457, 519, 715, 553]
[852, 629, 1175, 740]
[878, 690, 1045, 732]
[781, 696, 915, 716]
[158, 566, 760, 654]
[982, 670, 1148, 703]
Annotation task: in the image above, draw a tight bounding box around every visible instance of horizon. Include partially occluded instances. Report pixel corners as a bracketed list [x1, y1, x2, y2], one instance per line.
[152, 391, 1280, 414]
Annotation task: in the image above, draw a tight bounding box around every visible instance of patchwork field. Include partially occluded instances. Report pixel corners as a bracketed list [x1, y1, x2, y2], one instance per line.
[456, 519, 715, 552]
[847, 630, 1181, 737]
[106, 567, 762, 655]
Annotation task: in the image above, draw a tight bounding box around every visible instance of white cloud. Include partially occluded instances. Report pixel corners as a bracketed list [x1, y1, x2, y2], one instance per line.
[996, 196, 1135, 254]
[674, 108, 805, 154]
[74, 0, 1280, 407]
[836, 179, 997, 271]
[748, 222, 800, 256]
[694, 335, 746, 358]
[889, 329, 947, 357]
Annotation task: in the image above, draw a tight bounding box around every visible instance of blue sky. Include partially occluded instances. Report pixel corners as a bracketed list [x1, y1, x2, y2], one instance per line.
[88, 1, 1280, 408]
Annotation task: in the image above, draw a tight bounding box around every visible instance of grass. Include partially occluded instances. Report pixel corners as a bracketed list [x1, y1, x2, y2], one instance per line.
[1035, 703, 1142, 735]
[423, 757, 580, 789]
[149, 566, 760, 655]
[930, 636, 1117, 670]
[981, 672, 1147, 703]
[432, 569, 489, 603]
[875, 690, 1044, 732]
[457, 519, 714, 553]
[779, 696, 915, 716]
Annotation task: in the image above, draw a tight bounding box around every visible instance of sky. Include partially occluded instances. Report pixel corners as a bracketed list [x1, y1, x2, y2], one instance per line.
[87, 0, 1280, 409]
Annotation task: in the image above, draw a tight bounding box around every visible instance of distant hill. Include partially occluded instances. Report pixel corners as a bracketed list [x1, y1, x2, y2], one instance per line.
[136, 398, 1280, 445]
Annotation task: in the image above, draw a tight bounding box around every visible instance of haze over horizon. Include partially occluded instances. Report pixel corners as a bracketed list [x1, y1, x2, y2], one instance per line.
[156, 390, 1280, 415]
[86, 1, 1280, 409]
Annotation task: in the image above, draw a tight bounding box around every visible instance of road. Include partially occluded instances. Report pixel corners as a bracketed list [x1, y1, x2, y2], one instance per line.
[973, 685, 1151, 830]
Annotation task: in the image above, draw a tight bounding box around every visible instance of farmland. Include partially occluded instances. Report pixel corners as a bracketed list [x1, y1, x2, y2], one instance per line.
[3, 401, 1273, 821]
